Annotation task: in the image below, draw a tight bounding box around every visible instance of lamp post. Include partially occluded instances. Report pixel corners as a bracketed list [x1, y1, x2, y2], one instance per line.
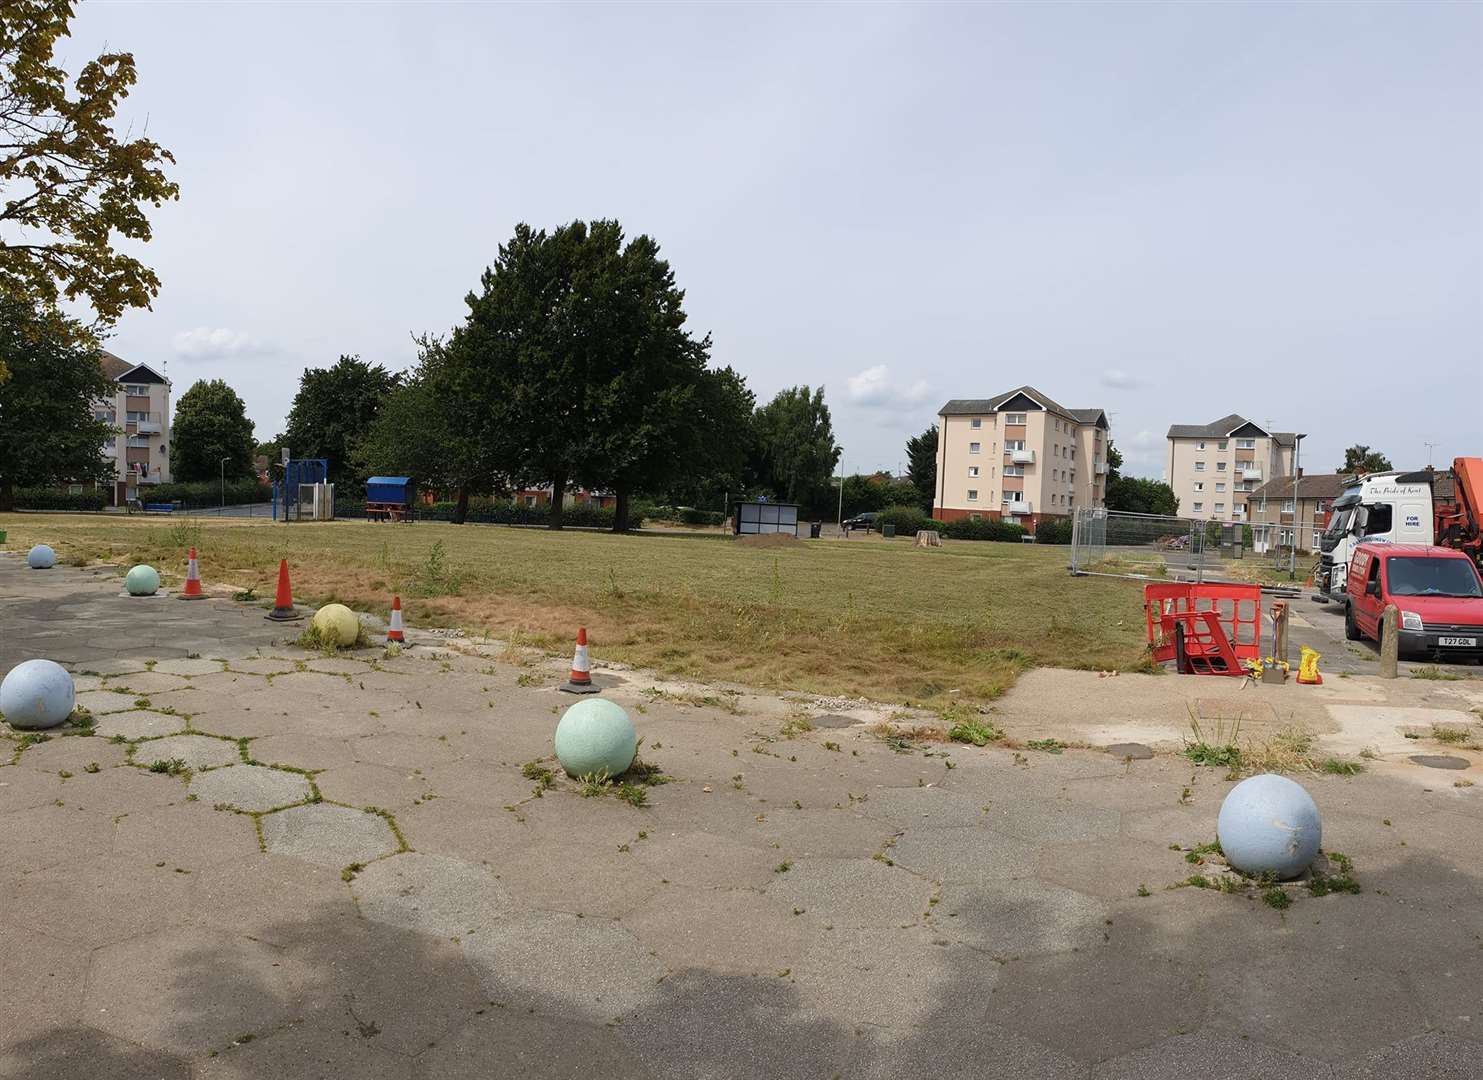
[835, 448, 845, 533]
[220, 456, 231, 514]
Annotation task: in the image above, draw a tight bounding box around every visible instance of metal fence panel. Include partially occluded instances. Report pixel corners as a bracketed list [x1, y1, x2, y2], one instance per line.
[1071, 508, 1308, 585]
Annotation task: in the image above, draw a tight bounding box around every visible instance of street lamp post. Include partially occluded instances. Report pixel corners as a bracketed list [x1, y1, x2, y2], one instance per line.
[220, 457, 231, 515]
[836, 449, 845, 533]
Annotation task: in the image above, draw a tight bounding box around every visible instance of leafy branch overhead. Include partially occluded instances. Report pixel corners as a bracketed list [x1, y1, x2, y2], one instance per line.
[0, 1, 180, 327]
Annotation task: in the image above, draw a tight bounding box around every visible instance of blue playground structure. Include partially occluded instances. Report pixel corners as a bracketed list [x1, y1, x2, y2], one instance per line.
[365, 476, 416, 522]
[272, 459, 331, 521]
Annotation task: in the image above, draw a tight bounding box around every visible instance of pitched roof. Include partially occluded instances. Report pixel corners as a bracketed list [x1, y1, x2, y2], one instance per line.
[99, 350, 133, 380]
[939, 386, 1107, 427]
[1167, 414, 1262, 439]
[1247, 473, 1351, 501]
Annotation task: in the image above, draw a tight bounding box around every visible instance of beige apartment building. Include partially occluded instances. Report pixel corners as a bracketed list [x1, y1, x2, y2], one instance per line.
[1164, 415, 1299, 523]
[933, 386, 1110, 532]
[97, 351, 172, 505]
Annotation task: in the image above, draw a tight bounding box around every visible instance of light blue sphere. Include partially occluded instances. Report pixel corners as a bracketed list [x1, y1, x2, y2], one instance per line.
[27, 544, 56, 569]
[125, 564, 160, 596]
[554, 698, 637, 779]
[1217, 773, 1322, 880]
[0, 659, 76, 730]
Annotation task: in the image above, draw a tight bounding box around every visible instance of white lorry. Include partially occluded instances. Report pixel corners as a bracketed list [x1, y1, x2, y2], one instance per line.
[1315, 472, 1434, 602]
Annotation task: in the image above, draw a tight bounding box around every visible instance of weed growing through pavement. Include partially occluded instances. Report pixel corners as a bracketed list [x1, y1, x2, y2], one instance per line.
[774, 860, 792, 873]
[1411, 666, 1462, 681]
[1184, 841, 1222, 865]
[1431, 726, 1471, 744]
[1319, 758, 1364, 776]
[1262, 887, 1292, 910]
[578, 771, 612, 798]
[947, 718, 1001, 747]
[83, 762, 100, 773]
[780, 711, 813, 738]
[295, 621, 372, 655]
[616, 784, 648, 808]
[1136, 884, 1151, 897]
[147, 758, 188, 776]
[1183, 712, 1242, 768]
[1026, 738, 1066, 754]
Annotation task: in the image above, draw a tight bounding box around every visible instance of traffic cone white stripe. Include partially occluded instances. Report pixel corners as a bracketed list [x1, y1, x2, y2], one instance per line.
[180, 546, 205, 599]
[561, 627, 599, 693]
[571, 643, 590, 676]
[387, 596, 405, 642]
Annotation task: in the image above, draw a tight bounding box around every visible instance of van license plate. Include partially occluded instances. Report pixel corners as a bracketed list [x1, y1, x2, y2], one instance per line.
[1439, 636, 1476, 647]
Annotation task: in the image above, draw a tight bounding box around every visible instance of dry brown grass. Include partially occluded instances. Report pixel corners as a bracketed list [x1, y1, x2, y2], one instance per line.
[1, 514, 1151, 706]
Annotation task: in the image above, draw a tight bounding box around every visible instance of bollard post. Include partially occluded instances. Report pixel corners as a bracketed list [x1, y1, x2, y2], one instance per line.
[1379, 604, 1399, 679]
[1271, 602, 1289, 665]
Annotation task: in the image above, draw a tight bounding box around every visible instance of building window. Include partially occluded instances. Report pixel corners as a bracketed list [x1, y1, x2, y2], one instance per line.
[1215, 503, 1225, 514]
[127, 435, 149, 448]
[1005, 440, 1025, 451]
[1193, 502, 1204, 512]
[1258, 498, 1267, 512]
[1004, 491, 1024, 504]
[968, 466, 979, 477]
[1217, 440, 1228, 450]
[1312, 529, 1322, 548]
[969, 442, 981, 455]
[1003, 466, 1024, 477]
[967, 489, 978, 502]
[970, 418, 981, 429]
[969, 513, 981, 522]
[1193, 482, 1204, 492]
[122, 383, 149, 396]
[1194, 462, 1205, 472]
[1236, 438, 1255, 450]
[1196, 441, 1206, 451]
[1005, 412, 1026, 425]
[1282, 499, 1295, 513]
[1216, 462, 1227, 472]
[1216, 483, 1226, 492]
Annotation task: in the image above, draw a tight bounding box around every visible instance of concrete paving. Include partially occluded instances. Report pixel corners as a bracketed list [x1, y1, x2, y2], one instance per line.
[2, 552, 1482, 1078]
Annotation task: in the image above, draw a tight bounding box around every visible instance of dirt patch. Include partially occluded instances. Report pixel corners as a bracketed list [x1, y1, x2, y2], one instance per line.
[735, 533, 799, 549]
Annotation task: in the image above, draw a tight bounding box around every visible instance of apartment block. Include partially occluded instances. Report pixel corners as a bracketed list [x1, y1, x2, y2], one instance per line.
[97, 351, 172, 505]
[933, 386, 1110, 532]
[1164, 415, 1299, 523]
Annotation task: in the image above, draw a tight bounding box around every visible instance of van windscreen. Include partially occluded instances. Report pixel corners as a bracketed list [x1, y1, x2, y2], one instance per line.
[1386, 558, 1483, 598]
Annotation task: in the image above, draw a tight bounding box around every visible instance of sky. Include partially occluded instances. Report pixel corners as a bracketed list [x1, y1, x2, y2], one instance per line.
[66, 1, 1481, 481]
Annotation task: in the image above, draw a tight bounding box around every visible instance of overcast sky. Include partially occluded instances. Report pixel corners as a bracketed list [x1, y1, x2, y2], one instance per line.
[72, 2, 1480, 480]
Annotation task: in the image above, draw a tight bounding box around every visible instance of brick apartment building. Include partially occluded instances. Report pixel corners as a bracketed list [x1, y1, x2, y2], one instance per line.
[933, 386, 1110, 532]
[97, 351, 172, 505]
[1246, 473, 1346, 554]
[1164, 415, 1300, 523]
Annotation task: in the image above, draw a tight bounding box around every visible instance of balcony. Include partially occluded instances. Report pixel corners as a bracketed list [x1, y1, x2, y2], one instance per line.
[1002, 499, 1032, 516]
[1009, 449, 1035, 465]
[1239, 467, 1262, 481]
[1094, 461, 1107, 475]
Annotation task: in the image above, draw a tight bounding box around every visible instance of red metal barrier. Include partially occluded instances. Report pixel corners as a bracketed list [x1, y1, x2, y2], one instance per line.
[1145, 582, 1261, 677]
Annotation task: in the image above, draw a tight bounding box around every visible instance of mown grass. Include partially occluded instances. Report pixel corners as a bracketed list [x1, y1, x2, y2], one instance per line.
[0, 514, 1151, 706]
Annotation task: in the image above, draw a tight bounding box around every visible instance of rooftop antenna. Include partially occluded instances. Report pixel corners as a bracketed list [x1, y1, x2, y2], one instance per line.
[1423, 441, 1440, 468]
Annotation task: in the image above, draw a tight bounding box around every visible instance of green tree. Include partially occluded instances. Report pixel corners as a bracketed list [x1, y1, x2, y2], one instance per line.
[751, 385, 840, 508]
[1340, 445, 1392, 475]
[282, 355, 400, 485]
[1102, 440, 1179, 515]
[662, 365, 756, 512]
[352, 335, 492, 523]
[169, 378, 255, 482]
[0, 0, 179, 359]
[0, 299, 113, 510]
[906, 425, 938, 511]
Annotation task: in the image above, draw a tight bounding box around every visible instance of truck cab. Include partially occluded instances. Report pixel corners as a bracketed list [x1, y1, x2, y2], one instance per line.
[1317, 472, 1433, 601]
[1344, 543, 1483, 661]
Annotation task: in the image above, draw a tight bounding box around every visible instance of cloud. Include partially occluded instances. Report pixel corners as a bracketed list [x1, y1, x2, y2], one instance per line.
[173, 327, 268, 360]
[1100, 368, 1143, 390]
[846, 364, 931, 409]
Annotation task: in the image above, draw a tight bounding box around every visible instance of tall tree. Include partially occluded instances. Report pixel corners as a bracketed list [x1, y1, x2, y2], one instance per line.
[751, 385, 840, 507]
[1340, 445, 1392, 475]
[661, 365, 756, 512]
[0, 0, 179, 365]
[905, 425, 938, 511]
[1102, 441, 1179, 515]
[0, 299, 113, 510]
[169, 378, 255, 482]
[281, 355, 400, 485]
[352, 335, 492, 523]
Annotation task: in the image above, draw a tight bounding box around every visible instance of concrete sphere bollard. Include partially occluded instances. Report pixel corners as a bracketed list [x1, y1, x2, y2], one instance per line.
[125, 564, 161, 596]
[554, 698, 637, 779]
[0, 659, 76, 730]
[1216, 773, 1322, 880]
[27, 544, 56, 569]
[310, 603, 361, 647]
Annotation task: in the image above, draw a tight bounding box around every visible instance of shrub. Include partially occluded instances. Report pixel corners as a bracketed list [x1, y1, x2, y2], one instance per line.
[338, 498, 621, 529]
[12, 488, 108, 511]
[678, 507, 724, 527]
[875, 504, 930, 536]
[1034, 518, 1073, 545]
[940, 518, 1027, 543]
[148, 479, 270, 507]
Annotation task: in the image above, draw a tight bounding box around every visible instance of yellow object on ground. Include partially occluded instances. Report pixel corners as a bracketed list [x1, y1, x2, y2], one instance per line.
[1297, 646, 1322, 685]
[310, 603, 361, 647]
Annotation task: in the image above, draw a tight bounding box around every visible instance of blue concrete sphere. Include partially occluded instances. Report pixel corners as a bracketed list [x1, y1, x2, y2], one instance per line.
[0, 659, 76, 730]
[554, 698, 637, 779]
[1217, 773, 1322, 880]
[125, 564, 161, 596]
[27, 544, 56, 569]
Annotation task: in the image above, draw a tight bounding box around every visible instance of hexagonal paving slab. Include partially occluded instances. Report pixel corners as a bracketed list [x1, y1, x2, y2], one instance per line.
[151, 658, 225, 677]
[764, 857, 935, 929]
[94, 709, 187, 740]
[260, 803, 399, 868]
[133, 734, 240, 771]
[74, 690, 141, 715]
[189, 764, 310, 812]
[351, 852, 513, 940]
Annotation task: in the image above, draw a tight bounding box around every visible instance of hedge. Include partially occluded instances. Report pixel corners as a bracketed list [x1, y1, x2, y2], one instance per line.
[1034, 518, 1073, 545]
[12, 488, 109, 511]
[939, 518, 1027, 543]
[875, 504, 931, 536]
[148, 479, 271, 507]
[335, 498, 622, 529]
[645, 505, 725, 527]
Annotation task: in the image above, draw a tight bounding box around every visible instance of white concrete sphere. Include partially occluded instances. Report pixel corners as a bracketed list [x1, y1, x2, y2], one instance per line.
[0, 659, 76, 730]
[27, 544, 56, 569]
[1216, 773, 1322, 880]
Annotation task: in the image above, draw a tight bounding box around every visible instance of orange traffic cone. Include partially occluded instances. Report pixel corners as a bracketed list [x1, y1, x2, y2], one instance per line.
[179, 547, 205, 600]
[560, 627, 599, 695]
[387, 595, 406, 643]
[266, 559, 301, 621]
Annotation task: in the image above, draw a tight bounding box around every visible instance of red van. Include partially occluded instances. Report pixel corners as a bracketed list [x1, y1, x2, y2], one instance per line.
[1345, 543, 1483, 661]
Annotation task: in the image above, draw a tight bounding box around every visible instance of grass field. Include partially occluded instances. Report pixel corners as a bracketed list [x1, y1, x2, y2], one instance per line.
[0, 514, 1152, 706]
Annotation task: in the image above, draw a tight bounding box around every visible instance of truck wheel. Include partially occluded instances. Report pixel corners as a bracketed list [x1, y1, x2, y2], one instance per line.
[1344, 604, 1361, 641]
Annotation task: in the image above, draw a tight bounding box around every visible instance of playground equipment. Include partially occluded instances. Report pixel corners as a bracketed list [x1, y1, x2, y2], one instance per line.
[273, 459, 334, 521]
[365, 476, 416, 522]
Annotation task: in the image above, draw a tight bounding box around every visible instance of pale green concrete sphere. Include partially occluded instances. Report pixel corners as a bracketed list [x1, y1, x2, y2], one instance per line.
[310, 603, 361, 647]
[125, 564, 160, 596]
[554, 698, 637, 779]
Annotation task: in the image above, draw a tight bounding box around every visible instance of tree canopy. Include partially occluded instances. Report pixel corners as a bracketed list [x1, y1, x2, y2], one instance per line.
[0, 0, 179, 356]
[0, 299, 113, 509]
[1103, 441, 1179, 516]
[1340, 445, 1392, 475]
[169, 378, 255, 482]
[282, 354, 400, 485]
[751, 385, 839, 507]
[905, 425, 938, 512]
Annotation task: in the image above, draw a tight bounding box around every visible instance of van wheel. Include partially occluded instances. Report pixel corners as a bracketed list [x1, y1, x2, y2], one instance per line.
[1344, 604, 1361, 641]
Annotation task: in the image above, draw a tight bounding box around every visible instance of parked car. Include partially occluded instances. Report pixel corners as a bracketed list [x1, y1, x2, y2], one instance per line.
[842, 511, 878, 533]
[1344, 542, 1483, 661]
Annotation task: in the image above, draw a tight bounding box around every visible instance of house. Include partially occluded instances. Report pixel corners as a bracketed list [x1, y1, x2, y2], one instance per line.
[97, 351, 172, 505]
[1164, 415, 1301, 522]
[933, 386, 1110, 532]
[1246, 473, 1348, 554]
